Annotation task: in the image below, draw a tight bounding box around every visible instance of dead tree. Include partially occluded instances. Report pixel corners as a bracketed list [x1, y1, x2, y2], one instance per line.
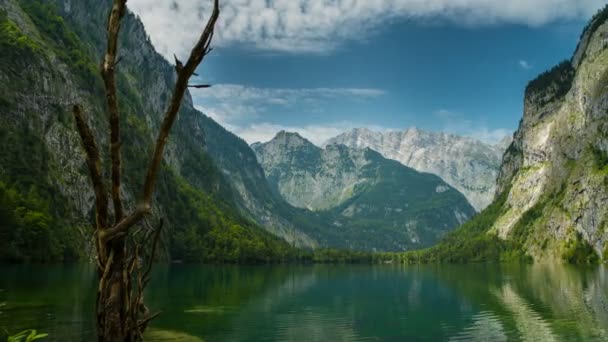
[72, 0, 220, 340]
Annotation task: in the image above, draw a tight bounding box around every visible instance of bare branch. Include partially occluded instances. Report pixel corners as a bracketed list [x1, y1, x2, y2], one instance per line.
[203, 29, 214, 52]
[143, 219, 163, 283]
[142, 0, 220, 205]
[102, 0, 128, 223]
[85, 2, 221, 339]
[72, 105, 109, 230]
[101, 207, 149, 242]
[203, 47, 214, 57]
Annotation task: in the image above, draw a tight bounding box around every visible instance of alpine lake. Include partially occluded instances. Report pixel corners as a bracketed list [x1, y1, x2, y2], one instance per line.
[1, 263, 607, 341]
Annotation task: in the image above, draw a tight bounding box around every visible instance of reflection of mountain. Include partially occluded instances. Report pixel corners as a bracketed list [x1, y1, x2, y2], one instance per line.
[440, 264, 608, 342]
[213, 266, 482, 341]
[514, 264, 608, 340]
[494, 284, 557, 342]
[221, 266, 361, 341]
[449, 311, 507, 342]
[3, 265, 608, 340]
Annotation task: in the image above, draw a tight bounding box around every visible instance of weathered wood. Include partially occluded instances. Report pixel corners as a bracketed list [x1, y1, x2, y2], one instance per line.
[72, 0, 221, 341]
[72, 105, 108, 232]
[102, 0, 127, 223]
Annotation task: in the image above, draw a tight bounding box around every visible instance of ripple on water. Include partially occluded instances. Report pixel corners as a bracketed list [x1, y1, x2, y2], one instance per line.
[274, 310, 363, 341]
[449, 311, 507, 342]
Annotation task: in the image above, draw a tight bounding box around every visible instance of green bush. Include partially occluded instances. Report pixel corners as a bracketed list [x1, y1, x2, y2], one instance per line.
[562, 232, 599, 264]
[18, 0, 100, 89]
[0, 181, 70, 262]
[591, 145, 608, 171]
[0, 9, 40, 57]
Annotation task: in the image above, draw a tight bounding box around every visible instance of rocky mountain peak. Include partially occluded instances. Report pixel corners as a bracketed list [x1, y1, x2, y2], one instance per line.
[270, 131, 316, 149]
[325, 127, 507, 211]
[252, 135, 475, 250]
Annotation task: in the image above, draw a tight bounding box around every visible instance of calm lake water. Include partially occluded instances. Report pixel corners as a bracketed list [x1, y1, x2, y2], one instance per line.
[1, 264, 607, 341]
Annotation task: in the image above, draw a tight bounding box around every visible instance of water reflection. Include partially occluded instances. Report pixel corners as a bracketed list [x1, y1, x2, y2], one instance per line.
[0, 264, 607, 341]
[449, 311, 507, 342]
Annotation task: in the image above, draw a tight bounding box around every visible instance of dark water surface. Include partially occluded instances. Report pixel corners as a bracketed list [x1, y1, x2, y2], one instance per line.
[1, 264, 607, 341]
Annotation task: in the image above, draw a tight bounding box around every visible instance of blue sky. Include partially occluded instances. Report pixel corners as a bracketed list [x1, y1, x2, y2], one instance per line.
[129, 0, 606, 145]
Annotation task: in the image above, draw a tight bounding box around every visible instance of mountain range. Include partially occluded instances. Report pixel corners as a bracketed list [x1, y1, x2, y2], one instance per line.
[2, 0, 607, 263]
[0, 0, 476, 258]
[0, 0, 312, 261]
[252, 131, 475, 250]
[325, 128, 509, 211]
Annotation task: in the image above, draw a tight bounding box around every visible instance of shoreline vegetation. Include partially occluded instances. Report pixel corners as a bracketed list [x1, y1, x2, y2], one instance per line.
[0, 176, 601, 265]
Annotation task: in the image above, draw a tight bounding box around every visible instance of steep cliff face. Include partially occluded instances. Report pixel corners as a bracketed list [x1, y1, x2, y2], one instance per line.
[492, 6, 608, 261]
[55, 0, 320, 248]
[0, 0, 316, 262]
[253, 131, 372, 211]
[253, 131, 476, 251]
[326, 128, 507, 211]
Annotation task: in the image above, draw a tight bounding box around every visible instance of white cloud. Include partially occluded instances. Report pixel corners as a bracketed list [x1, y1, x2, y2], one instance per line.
[192, 84, 386, 144]
[433, 109, 512, 144]
[222, 121, 389, 145]
[191, 83, 384, 124]
[467, 127, 513, 145]
[519, 60, 533, 69]
[128, 0, 605, 57]
[193, 84, 385, 103]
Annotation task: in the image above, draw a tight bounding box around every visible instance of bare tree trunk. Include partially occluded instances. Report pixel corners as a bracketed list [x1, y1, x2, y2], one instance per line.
[72, 1, 220, 340]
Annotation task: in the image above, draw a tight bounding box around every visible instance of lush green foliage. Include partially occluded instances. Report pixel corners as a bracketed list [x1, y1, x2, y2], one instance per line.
[385, 188, 527, 264]
[525, 60, 575, 105]
[307, 248, 375, 263]
[0, 0, 299, 264]
[0, 9, 40, 57]
[0, 180, 80, 262]
[157, 170, 298, 263]
[18, 0, 99, 88]
[0, 120, 83, 262]
[509, 201, 546, 247]
[591, 144, 608, 172]
[562, 232, 599, 264]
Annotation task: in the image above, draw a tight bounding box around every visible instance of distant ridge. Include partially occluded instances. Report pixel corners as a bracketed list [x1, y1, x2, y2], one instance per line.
[325, 127, 508, 211]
